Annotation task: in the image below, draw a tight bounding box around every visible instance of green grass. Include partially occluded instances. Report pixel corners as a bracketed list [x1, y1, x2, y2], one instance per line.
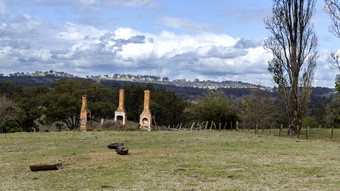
[1, 130, 340, 190]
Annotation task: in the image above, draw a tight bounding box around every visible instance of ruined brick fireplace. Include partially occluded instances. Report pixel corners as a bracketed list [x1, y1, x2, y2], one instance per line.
[140, 90, 152, 131]
[80, 95, 90, 131]
[115, 89, 126, 125]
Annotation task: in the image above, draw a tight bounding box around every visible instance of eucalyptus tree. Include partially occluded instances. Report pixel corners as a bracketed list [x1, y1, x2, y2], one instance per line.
[264, 0, 318, 134]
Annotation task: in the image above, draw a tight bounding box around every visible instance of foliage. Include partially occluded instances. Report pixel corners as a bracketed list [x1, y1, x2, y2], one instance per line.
[264, 0, 318, 133]
[123, 84, 187, 126]
[0, 96, 20, 133]
[1, 119, 21, 133]
[326, 95, 340, 128]
[302, 116, 318, 129]
[39, 79, 115, 130]
[238, 87, 287, 129]
[150, 87, 187, 126]
[189, 91, 238, 128]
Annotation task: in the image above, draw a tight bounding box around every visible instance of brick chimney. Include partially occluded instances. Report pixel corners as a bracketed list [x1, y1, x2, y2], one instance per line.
[115, 89, 126, 125]
[140, 90, 152, 131]
[80, 95, 88, 131]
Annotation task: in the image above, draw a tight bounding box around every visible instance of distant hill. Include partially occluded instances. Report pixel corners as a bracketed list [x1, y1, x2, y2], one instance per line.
[0, 71, 336, 100]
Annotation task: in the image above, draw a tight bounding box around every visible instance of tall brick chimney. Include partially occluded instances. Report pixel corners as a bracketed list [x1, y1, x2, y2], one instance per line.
[140, 90, 152, 131]
[115, 89, 126, 125]
[80, 95, 88, 131]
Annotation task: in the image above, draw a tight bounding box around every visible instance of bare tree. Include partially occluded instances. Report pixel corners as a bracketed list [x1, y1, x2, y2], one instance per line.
[325, 0, 340, 37]
[324, 0, 340, 70]
[264, 0, 318, 134]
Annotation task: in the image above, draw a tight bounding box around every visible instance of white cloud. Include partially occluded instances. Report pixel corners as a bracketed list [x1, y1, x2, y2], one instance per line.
[0, 14, 336, 87]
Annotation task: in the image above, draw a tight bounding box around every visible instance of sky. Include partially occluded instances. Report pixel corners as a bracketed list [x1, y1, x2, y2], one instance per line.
[0, 0, 339, 87]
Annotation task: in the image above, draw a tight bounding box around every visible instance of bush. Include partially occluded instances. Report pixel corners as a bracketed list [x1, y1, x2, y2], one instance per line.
[1, 119, 21, 133]
[302, 117, 318, 129]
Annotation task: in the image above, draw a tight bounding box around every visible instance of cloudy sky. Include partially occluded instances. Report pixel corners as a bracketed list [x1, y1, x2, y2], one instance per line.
[0, 0, 339, 87]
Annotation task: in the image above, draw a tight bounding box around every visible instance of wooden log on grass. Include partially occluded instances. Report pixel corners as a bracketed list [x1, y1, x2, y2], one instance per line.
[30, 163, 62, 171]
[116, 147, 129, 155]
[108, 143, 123, 149]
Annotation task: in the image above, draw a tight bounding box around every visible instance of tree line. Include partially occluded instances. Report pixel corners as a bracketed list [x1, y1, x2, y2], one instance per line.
[1, 78, 340, 133]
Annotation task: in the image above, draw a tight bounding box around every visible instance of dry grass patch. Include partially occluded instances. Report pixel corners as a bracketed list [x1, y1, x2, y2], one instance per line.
[1, 131, 340, 190]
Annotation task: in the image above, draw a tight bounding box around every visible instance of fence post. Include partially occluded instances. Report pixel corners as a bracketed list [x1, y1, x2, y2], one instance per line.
[255, 123, 258, 134]
[190, 122, 195, 132]
[279, 124, 283, 136]
[331, 126, 334, 140]
[205, 121, 208, 130]
[306, 126, 310, 140]
[236, 121, 239, 131]
[219, 123, 222, 130]
[210, 121, 213, 130]
[179, 123, 182, 130]
[318, 125, 321, 139]
[230, 121, 233, 131]
[223, 122, 227, 130]
[101, 118, 104, 129]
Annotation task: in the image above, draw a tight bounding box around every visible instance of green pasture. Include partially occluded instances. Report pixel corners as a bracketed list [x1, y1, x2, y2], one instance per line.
[1, 130, 340, 190]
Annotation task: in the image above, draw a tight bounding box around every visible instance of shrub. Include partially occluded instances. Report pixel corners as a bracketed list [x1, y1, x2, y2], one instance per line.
[1, 119, 21, 133]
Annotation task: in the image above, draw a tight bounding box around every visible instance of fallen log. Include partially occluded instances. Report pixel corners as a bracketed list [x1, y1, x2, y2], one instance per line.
[30, 163, 62, 171]
[107, 143, 123, 149]
[116, 147, 128, 155]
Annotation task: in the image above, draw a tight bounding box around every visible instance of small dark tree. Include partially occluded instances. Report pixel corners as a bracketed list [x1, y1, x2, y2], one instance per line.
[264, 0, 318, 134]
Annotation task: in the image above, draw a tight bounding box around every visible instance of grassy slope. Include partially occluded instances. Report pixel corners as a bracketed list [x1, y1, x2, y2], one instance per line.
[1, 131, 340, 191]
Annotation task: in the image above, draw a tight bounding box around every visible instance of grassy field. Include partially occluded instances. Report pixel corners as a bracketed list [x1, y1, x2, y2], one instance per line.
[1, 130, 340, 190]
